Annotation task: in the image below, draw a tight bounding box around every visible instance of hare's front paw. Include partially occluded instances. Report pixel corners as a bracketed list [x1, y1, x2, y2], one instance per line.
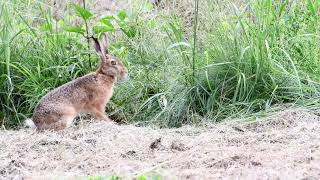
[102, 116, 112, 122]
[93, 110, 115, 124]
[103, 116, 116, 125]
[99, 114, 115, 123]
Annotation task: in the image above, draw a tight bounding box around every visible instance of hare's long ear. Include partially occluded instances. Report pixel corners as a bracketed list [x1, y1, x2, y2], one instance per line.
[92, 37, 102, 55]
[92, 36, 108, 62]
[101, 33, 109, 54]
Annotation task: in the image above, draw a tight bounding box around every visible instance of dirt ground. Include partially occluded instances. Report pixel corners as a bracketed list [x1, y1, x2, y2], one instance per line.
[1, 109, 320, 180]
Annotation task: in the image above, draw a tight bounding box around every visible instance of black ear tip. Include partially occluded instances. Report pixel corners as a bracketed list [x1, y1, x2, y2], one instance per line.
[92, 36, 102, 53]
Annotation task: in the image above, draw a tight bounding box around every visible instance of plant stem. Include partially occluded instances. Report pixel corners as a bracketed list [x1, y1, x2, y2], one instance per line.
[82, 0, 92, 70]
[192, 0, 199, 84]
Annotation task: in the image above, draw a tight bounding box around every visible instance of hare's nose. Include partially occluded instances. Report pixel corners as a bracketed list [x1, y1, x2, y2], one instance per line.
[122, 72, 130, 81]
[125, 74, 130, 81]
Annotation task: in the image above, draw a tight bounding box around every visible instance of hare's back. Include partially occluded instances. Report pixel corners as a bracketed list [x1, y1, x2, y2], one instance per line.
[36, 74, 98, 108]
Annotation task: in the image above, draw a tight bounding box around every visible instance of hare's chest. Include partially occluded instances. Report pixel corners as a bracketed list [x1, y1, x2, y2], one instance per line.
[94, 84, 113, 104]
[88, 87, 113, 109]
[90, 75, 114, 104]
[103, 87, 113, 103]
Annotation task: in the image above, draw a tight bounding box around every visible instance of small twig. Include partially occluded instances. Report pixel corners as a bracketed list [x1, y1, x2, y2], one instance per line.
[232, 126, 245, 133]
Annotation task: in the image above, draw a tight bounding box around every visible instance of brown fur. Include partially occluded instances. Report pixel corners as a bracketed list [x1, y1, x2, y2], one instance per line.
[32, 33, 128, 131]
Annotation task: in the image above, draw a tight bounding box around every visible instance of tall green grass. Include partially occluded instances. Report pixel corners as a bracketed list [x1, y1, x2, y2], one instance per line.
[0, 0, 93, 127]
[0, 0, 319, 128]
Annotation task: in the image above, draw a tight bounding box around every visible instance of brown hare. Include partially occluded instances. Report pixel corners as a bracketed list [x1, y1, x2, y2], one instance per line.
[28, 33, 128, 131]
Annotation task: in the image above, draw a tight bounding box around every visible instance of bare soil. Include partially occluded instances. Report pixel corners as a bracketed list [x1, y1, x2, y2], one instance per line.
[1, 109, 320, 179]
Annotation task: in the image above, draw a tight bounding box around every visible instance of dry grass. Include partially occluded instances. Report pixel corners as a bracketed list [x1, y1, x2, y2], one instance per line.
[1, 109, 320, 179]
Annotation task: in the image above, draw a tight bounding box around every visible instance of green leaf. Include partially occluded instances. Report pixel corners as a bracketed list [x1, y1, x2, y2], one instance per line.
[74, 4, 93, 20]
[39, 24, 49, 32]
[100, 18, 114, 29]
[108, 176, 119, 180]
[136, 176, 147, 180]
[101, 15, 114, 20]
[306, 0, 319, 16]
[120, 26, 137, 38]
[116, 21, 127, 29]
[63, 26, 85, 34]
[278, 0, 288, 17]
[93, 26, 114, 34]
[58, 19, 64, 28]
[117, 10, 127, 21]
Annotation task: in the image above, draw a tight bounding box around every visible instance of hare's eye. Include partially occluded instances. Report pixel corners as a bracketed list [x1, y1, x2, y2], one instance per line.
[111, 60, 116, 65]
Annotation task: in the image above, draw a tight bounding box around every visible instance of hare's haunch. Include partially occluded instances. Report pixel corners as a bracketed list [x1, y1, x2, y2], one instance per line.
[31, 33, 128, 130]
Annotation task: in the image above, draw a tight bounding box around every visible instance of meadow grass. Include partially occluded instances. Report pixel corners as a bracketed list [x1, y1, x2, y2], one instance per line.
[0, 0, 319, 128]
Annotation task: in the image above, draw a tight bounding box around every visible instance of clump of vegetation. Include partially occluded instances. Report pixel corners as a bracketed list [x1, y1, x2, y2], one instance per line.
[0, 0, 319, 128]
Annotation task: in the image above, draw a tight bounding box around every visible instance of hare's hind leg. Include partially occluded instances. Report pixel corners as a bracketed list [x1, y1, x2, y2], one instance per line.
[53, 106, 77, 130]
[37, 114, 76, 131]
[34, 106, 76, 130]
[50, 114, 75, 130]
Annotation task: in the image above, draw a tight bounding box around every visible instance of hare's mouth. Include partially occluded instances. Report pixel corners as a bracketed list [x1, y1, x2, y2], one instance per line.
[119, 70, 129, 78]
[123, 74, 130, 81]
[117, 73, 130, 84]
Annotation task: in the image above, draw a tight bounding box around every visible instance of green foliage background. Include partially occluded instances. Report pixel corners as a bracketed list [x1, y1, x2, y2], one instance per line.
[0, 0, 319, 128]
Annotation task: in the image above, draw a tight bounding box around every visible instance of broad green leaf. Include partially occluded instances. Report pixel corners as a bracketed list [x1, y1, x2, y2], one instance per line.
[63, 26, 85, 34]
[93, 26, 114, 34]
[117, 10, 127, 21]
[100, 18, 114, 29]
[101, 15, 114, 20]
[74, 4, 93, 20]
